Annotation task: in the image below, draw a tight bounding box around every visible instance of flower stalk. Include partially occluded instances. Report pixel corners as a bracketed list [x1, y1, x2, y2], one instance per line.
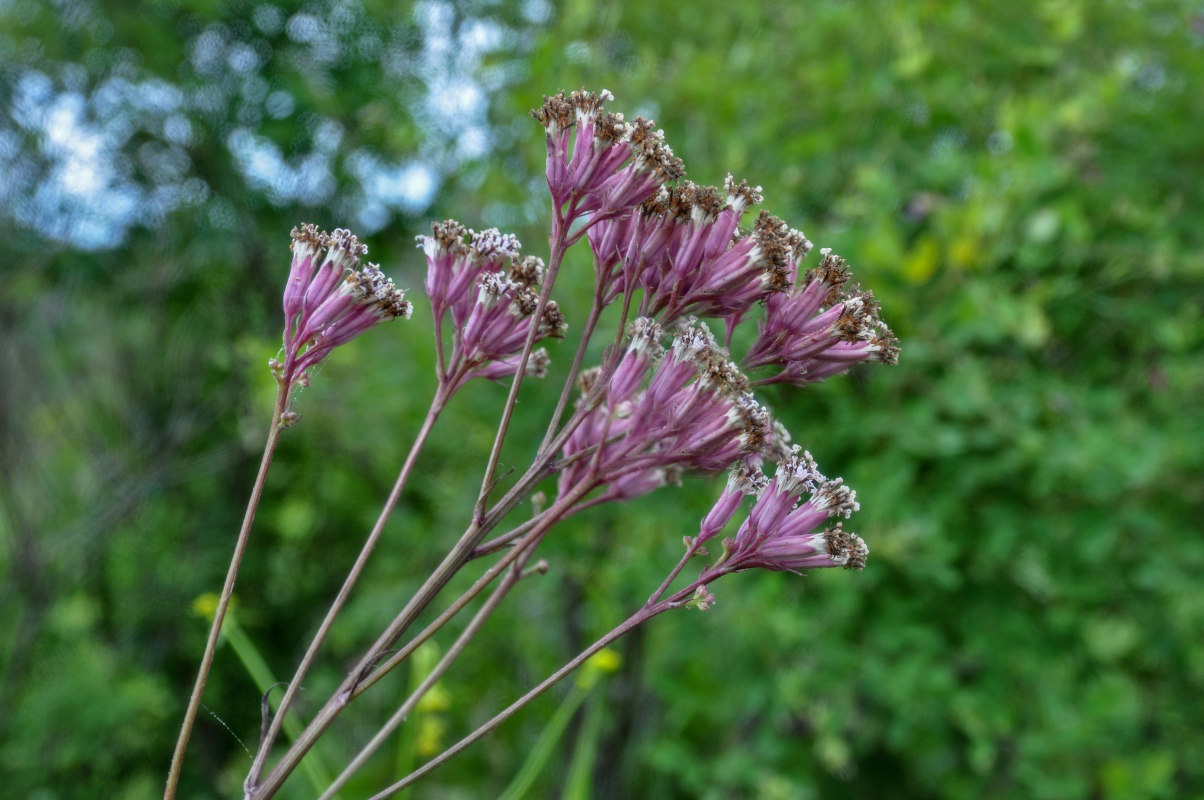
[165, 381, 289, 800]
[171, 88, 898, 800]
[244, 386, 450, 793]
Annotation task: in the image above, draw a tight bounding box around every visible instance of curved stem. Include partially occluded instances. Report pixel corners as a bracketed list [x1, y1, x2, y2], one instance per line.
[244, 388, 448, 793]
[536, 212, 643, 462]
[165, 381, 288, 800]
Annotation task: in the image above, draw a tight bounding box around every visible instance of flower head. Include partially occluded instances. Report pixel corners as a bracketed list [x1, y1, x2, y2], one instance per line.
[279, 224, 411, 389]
[576, 117, 685, 219]
[588, 179, 806, 333]
[557, 318, 776, 505]
[703, 448, 867, 577]
[696, 463, 768, 544]
[420, 221, 522, 330]
[532, 90, 683, 221]
[418, 221, 565, 392]
[743, 248, 900, 385]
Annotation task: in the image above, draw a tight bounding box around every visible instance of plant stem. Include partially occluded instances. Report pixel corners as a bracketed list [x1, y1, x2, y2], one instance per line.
[318, 548, 536, 800]
[251, 503, 534, 795]
[646, 535, 707, 608]
[432, 307, 448, 383]
[320, 479, 595, 797]
[222, 608, 336, 797]
[496, 682, 589, 800]
[250, 517, 496, 799]
[538, 291, 605, 458]
[346, 530, 534, 698]
[164, 381, 288, 800]
[474, 210, 570, 521]
[251, 222, 578, 800]
[244, 389, 448, 793]
[469, 514, 544, 559]
[366, 602, 669, 800]
[350, 519, 549, 699]
[365, 566, 716, 800]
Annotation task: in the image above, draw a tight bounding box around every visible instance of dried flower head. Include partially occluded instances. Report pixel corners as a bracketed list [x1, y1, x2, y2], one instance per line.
[279, 224, 411, 390]
[557, 318, 777, 505]
[418, 220, 564, 392]
[743, 248, 900, 385]
[532, 89, 683, 221]
[703, 448, 868, 577]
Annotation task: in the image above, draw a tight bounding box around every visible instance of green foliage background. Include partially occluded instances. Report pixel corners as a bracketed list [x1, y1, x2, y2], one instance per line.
[2, 1, 1201, 798]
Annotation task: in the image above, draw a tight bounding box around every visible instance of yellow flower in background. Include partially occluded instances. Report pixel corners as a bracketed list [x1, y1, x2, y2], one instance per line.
[416, 682, 451, 714]
[191, 593, 221, 621]
[415, 716, 448, 758]
[576, 647, 621, 689]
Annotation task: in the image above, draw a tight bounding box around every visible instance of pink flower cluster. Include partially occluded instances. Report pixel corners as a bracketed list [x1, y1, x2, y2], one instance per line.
[419, 221, 568, 393]
[557, 317, 784, 504]
[527, 90, 897, 579]
[589, 178, 806, 334]
[699, 450, 868, 576]
[240, 89, 901, 800]
[270, 90, 897, 584]
[278, 224, 412, 390]
[532, 89, 685, 222]
[744, 248, 900, 386]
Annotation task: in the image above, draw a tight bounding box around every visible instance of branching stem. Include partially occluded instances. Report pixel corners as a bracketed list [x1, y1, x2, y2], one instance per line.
[319, 476, 598, 798]
[244, 387, 449, 793]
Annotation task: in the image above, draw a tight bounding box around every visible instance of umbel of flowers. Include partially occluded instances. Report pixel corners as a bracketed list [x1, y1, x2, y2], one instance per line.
[272, 224, 413, 419]
[419, 221, 567, 394]
[167, 88, 901, 800]
[523, 89, 898, 555]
